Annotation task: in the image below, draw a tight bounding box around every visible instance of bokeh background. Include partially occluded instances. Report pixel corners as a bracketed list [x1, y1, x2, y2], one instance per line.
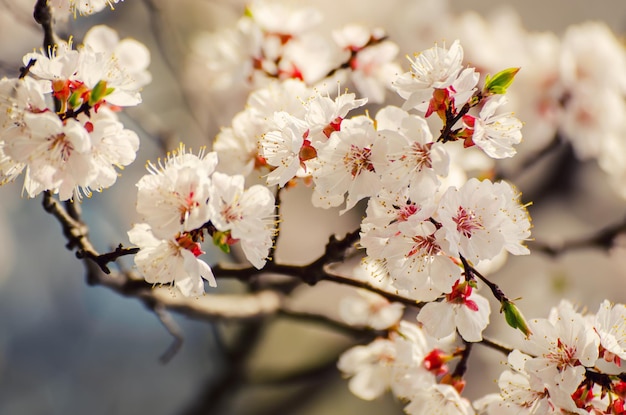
[1, 1, 626, 414]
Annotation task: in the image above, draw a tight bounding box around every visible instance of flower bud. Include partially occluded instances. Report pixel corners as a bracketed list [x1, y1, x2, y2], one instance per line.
[89, 80, 112, 107]
[483, 67, 520, 96]
[501, 300, 532, 337]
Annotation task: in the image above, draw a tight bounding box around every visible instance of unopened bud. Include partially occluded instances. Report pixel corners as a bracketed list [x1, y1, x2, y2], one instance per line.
[483, 67, 520, 96]
[501, 300, 532, 337]
[89, 80, 112, 106]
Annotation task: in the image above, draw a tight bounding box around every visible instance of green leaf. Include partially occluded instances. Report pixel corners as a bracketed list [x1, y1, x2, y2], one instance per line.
[484, 67, 520, 95]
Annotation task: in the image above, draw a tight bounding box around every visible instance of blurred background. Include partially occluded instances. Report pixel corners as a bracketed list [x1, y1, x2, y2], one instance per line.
[1, 1, 626, 414]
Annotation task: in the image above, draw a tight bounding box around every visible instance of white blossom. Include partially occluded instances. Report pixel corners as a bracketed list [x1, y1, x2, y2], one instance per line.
[372, 105, 448, 194]
[208, 172, 276, 269]
[136, 144, 217, 240]
[417, 280, 491, 342]
[337, 338, 396, 400]
[393, 40, 477, 113]
[259, 111, 309, 187]
[310, 116, 382, 213]
[593, 300, 626, 365]
[437, 178, 531, 263]
[463, 95, 522, 159]
[128, 223, 215, 297]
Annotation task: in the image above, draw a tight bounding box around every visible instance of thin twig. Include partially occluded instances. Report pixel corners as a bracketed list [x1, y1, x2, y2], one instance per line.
[452, 340, 473, 378]
[267, 186, 282, 263]
[479, 336, 514, 356]
[460, 254, 508, 303]
[151, 303, 184, 364]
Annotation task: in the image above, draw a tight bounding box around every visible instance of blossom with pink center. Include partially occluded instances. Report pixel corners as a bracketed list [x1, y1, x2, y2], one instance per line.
[366, 216, 461, 302]
[437, 178, 531, 263]
[372, 106, 448, 194]
[333, 25, 402, 103]
[23, 26, 149, 109]
[136, 144, 217, 240]
[213, 79, 314, 176]
[3, 111, 94, 200]
[304, 89, 367, 144]
[522, 301, 600, 405]
[310, 116, 382, 213]
[475, 350, 559, 415]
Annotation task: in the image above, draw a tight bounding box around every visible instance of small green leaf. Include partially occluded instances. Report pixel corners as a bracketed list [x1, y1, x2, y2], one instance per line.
[484, 67, 520, 95]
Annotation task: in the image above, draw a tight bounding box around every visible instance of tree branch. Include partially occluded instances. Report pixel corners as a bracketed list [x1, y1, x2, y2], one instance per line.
[33, 0, 55, 53]
[150, 302, 184, 363]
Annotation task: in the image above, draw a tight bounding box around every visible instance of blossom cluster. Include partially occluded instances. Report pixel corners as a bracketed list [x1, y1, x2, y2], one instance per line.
[4, 1, 626, 414]
[478, 300, 626, 415]
[187, 0, 401, 102]
[338, 295, 626, 415]
[193, 0, 626, 201]
[214, 39, 528, 344]
[0, 25, 149, 200]
[128, 144, 277, 297]
[338, 318, 476, 415]
[440, 10, 626, 198]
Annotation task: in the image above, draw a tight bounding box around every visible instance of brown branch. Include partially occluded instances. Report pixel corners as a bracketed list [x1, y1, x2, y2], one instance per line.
[452, 340, 473, 378]
[33, 0, 55, 54]
[19, 59, 37, 79]
[460, 254, 508, 303]
[42, 191, 517, 359]
[76, 244, 140, 275]
[267, 186, 282, 263]
[324, 35, 389, 79]
[478, 336, 515, 356]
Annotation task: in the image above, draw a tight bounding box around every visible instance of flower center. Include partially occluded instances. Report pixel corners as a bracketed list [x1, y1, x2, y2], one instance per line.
[408, 142, 433, 172]
[453, 206, 483, 238]
[344, 144, 374, 177]
[407, 234, 441, 257]
[546, 339, 579, 372]
[177, 190, 199, 225]
[221, 203, 242, 223]
[398, 203, 419, 221]
[48, 133, 74, 162]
